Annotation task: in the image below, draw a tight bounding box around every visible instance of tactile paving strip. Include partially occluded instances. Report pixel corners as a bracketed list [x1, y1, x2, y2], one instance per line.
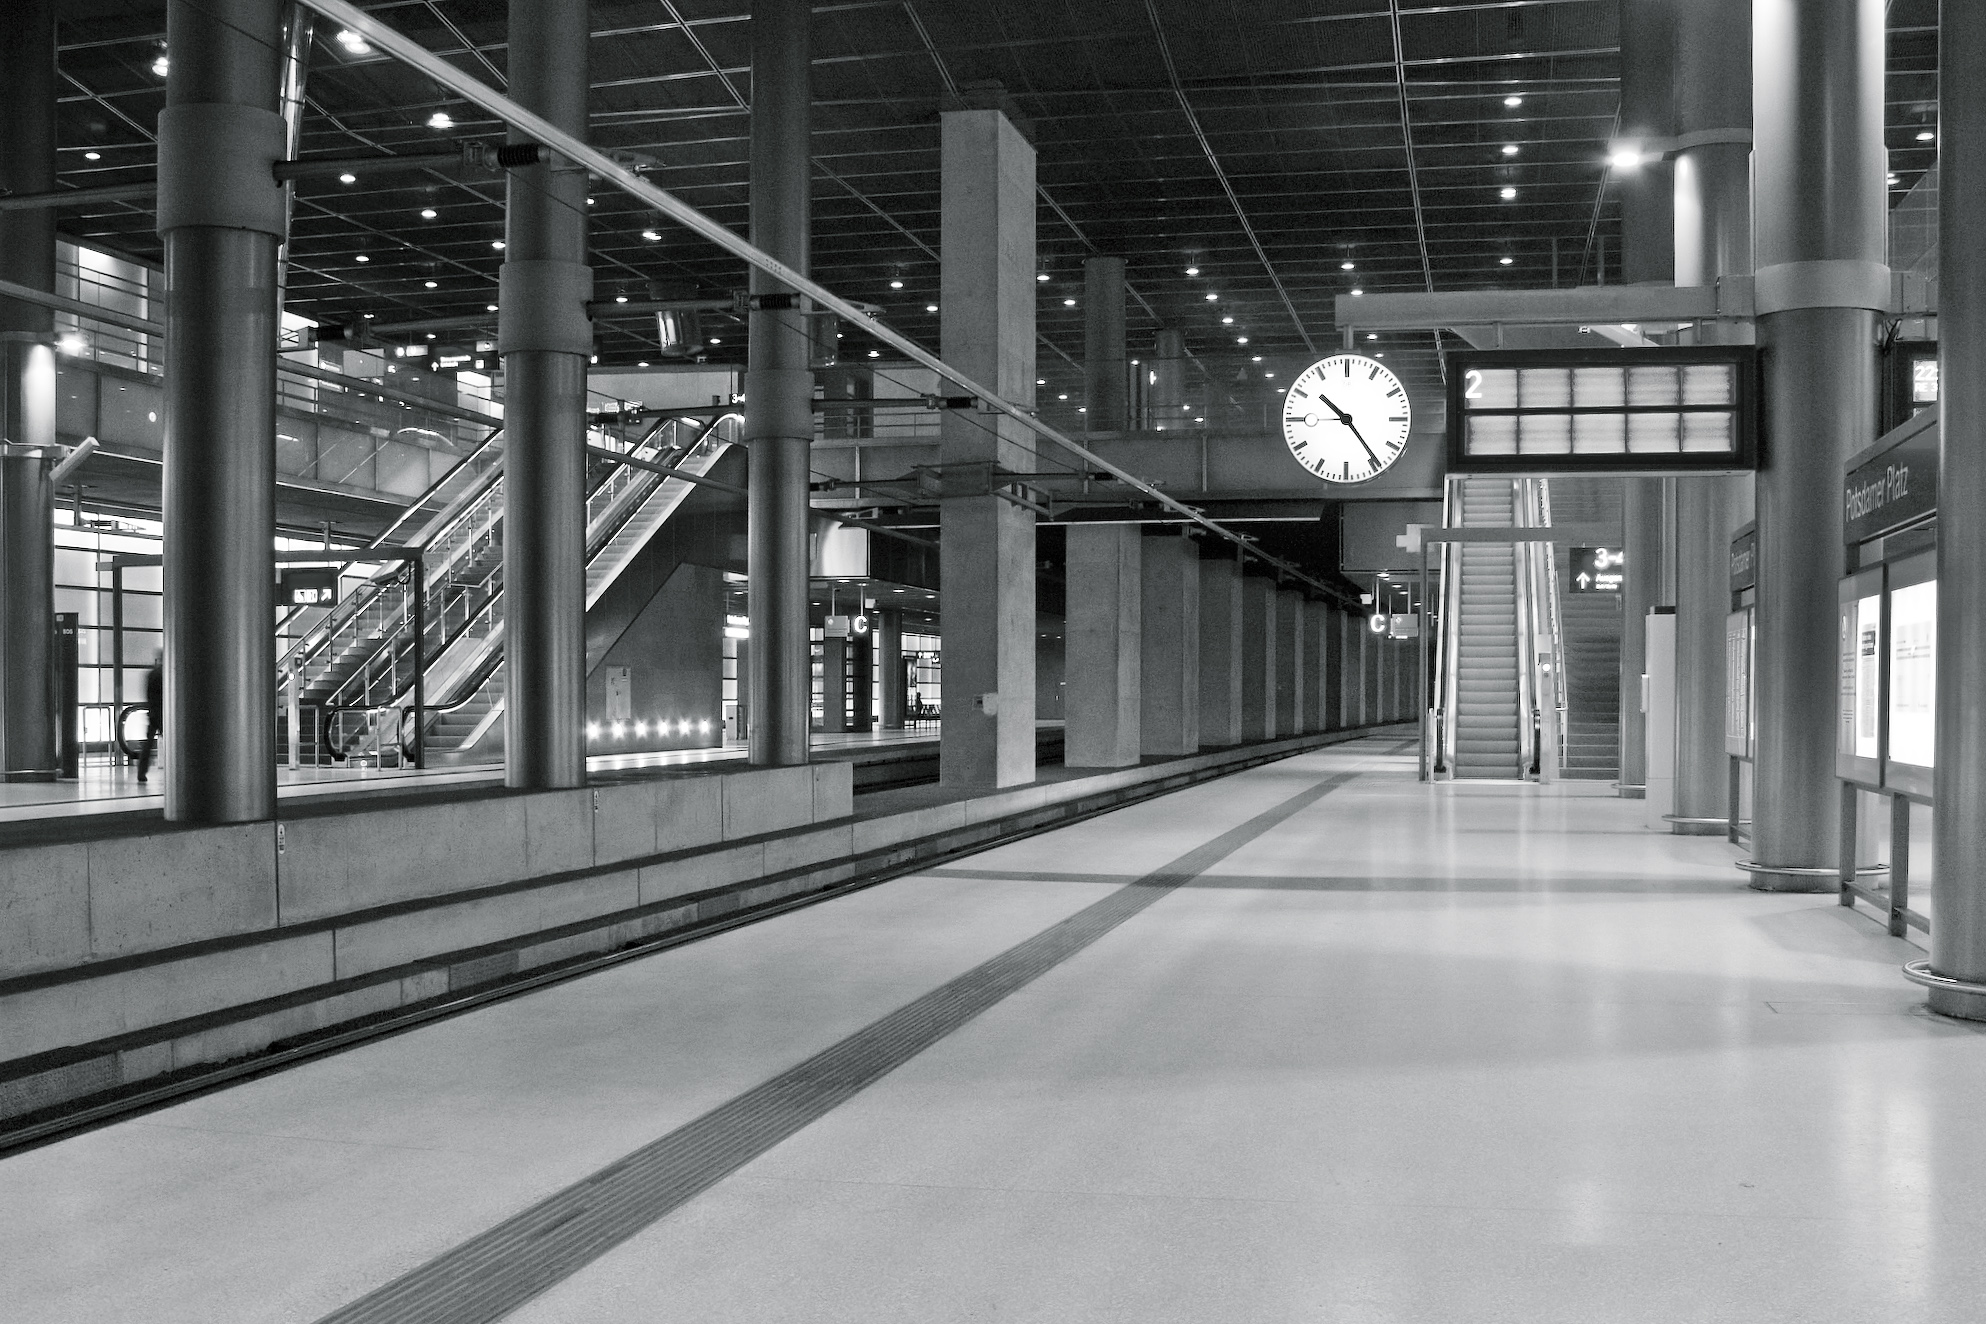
[318, 767, 1364, 1324]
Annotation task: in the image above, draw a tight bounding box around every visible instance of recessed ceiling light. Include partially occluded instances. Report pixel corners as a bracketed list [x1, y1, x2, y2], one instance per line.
[492, 240, 505, 250]
[641, 230, 660, 241]
[1063, 298, 1076, 307]
[889, 279, 903, 289]
[638, 361, 649, 367]
[486, 304, 498, 311]
[424, 280, 437, 288]
[616, 295, 628, 303]
[1504, 95, 1523, 108]
[1236, 336, 1248, 344]
[1351, 288, 1364, 296]
[355, 254, 370, 263]
[1341, 261, 1355, 271]
[151, 53, 169, 78]
[1499, 186, 1518, 200]
[83, 151, 101, 161]
[363, 312, 374, 318]
[1222, 315, 1234, 324]
[427, 111, 453, 130]
[1036, 378, 1046, 385]
[1058, 393, 1068, 400]
[1502, 144, 1519, 156]
[1367, 333, 1378, 340]
[1036, 273, 1050, 282]
[420, 207, 437, 219]
[339, 172, 356, 184]
[1918, 130, 1936, 142]
[1499, 256, 1514, 265]
[710, 337, 722, 343]
[336, 28, 372, 55]
[925, 303, 937, 312]
[1251, 356, 1262, 363]
[1185, 266, 1200, 276]
[1205, 292, 1218, 301]
[868, 349, 879, 358]
[1608, 149, 1642, 170]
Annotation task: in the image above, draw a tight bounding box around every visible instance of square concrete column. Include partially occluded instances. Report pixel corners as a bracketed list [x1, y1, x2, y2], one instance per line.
[1198, 555, 1242, 746]
[1065, 525, 1141, 767]
[1310, 608, 1333, 733]
[938, 106, 1037, 788]
[1346, 614, 1367, 727]
[876, 609, 904, 729]
[1140, 534, 1200, 756]
[1276, 590, 1304, 736]
[820, 636, 848, 733]
[1239, 576, 1277, 740]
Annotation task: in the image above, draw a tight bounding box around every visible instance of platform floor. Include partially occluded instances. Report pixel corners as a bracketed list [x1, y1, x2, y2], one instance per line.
[3, 736, 1979, 1322]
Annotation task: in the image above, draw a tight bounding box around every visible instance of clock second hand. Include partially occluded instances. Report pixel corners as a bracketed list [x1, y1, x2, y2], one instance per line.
[1318, 392, 1383, 467]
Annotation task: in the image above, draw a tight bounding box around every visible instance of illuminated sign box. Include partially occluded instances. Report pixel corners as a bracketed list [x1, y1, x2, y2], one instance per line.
[1448, 346, 1758, 475]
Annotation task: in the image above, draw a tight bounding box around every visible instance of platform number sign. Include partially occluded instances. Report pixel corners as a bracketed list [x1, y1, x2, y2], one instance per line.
[1570, 546, 1624, 594]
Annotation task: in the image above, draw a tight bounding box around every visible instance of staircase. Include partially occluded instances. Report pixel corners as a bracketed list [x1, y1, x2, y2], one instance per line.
[1544, 478, 1623, 781]
[1449, 478, 1525, 778]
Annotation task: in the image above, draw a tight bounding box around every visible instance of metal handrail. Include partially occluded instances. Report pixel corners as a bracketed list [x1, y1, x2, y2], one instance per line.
[1437, 474, 1464, 772]
[1509, 479, 1539, 777]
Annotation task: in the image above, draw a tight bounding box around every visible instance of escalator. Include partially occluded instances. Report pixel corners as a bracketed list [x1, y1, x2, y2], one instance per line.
[1447, 477, 1526, 778]
[276, 413, 742, 766]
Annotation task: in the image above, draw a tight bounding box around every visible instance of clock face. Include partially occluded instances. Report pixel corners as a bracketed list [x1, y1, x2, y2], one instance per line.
[1282, 354, 1412, 484]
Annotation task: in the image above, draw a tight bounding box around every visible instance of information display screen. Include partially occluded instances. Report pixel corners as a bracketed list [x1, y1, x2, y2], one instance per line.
[1725, 608, 1752, 758]
[1449, 347, 1757, 475]
[1888, 577, 1936, 772]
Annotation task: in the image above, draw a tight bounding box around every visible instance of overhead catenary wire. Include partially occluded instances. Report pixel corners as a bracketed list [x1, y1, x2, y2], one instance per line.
[298, 0, 1355, 607]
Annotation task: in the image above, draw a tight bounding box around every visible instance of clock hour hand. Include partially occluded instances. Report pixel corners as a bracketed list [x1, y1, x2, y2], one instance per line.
[1318, 392, 1383, 467]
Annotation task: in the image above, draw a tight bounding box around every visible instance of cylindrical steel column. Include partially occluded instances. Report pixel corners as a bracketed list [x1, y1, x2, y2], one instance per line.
[1748, 0, 1887, 888]
[1672, 0, 1754, 832]
[1619, 479, 1664, 794]
[744, 0, 814, 767]
[275, 3, 313, 303]
[0, 0, 59, 783]
[1928, 0, 1986, 1018]
[1083, 256, 1127, 430]
[500, 0, 591, 790]
[158, 0, 285, 822]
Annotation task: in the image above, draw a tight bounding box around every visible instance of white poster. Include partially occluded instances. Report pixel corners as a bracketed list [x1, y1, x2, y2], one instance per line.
[1725, 609, 1751, 756]
[1888, 581, 1936, 768]
[1855, 594, 1882, 761]
[605, 666, 633, 721]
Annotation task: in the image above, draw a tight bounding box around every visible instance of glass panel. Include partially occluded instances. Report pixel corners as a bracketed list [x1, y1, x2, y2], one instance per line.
[1466, 415, 1518, 455]
[1517, 414, 1572, 453]
[1681, 362, 1735, 406]
[1626, 411, 1682, 452]
[1626, 365, 1680, 406]
[1517, 367, 1571, 408]
[1571, 367, 1624, 408]
[1680, 411, 1736, 452]
[1569, 413, 1626, 453]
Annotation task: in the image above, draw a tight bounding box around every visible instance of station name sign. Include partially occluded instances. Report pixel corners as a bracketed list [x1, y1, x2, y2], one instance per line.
[1448, 346, 1758, 476]
[1843, 412, 1937, 545]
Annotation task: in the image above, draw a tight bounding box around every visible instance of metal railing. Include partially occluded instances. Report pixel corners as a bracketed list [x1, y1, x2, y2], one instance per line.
[1435, 475, 1464, 773]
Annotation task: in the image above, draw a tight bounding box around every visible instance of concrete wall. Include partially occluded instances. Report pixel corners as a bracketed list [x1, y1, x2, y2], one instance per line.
[1064, 525, 1142, 768]
[587, 562, 725, 753]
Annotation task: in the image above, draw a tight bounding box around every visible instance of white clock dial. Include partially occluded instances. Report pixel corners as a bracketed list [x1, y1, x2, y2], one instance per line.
[1282, 353, 1413, 484]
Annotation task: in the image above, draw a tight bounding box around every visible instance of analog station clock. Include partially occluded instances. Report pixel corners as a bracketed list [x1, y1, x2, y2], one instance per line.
[1282, 353, 1412, 484]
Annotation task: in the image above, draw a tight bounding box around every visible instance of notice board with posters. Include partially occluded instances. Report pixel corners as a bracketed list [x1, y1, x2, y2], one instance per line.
[1836, 567, 1885, 786]
[1725, 607, 1753, 758]
[1885, 551, 1937, 798]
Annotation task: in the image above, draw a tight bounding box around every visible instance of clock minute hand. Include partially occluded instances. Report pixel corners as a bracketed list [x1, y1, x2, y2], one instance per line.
[1318, 392, 1382, 466]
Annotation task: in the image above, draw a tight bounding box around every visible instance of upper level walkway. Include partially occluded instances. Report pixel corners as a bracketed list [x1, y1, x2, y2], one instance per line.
[2, 736, 1973, 1322]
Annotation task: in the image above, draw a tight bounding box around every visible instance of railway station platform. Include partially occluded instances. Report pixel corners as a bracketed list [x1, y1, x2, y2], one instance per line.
[4, 735, 1976, 1322]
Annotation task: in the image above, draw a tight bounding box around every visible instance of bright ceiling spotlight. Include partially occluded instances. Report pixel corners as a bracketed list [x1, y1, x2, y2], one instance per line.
[1917, 130, 1936, 142]
[889, 279, 903, 289]
[925, 303, 938, 312]
[1499, 186, 1518, 200]
[1608, 148, 1642, 170]
[1205, 292, 1218, 301]
[151, 52, 169, 78]
[1367, 333, 1378, 340]
[1499, 256, 1514, 265]
[1185, 265, 1200, 276]
[486, 303, 498, 311]
[57, 333, 87, 356]
[84, 151, 101, 161]
[1351, 288, 1364, 296]
[1251, 355, 1262, 363]
[1341, 261, 1355, 271]
[641, 229, 660, 241]
[427, 111, 453, 130]
[867, 349, 880, 358]
[336, 29, 372, 55]
[420, 207, 437, 219]
[491, 240, 505, 250]
[1236, 336, 1248, 344]
[1504, 94, 1523, 108]
[1036, 273, 1050, 282]
[424, 280, 437, 289]
[1502, 144, 1519, 156]
[355, 254, 370, 262]
[1063, 298, 1076, 307]
[1058, 393, 1069, 400]
[615, 295, 628, 303]
[339, 172, 356, 184]
[1221, 315, 1234, 324]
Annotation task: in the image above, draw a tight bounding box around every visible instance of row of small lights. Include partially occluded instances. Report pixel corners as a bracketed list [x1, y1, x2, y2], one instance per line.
[587, 717, 713, 740]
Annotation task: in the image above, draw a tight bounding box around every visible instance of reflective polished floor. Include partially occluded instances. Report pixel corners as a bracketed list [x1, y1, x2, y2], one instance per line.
[3, 736, 1979, 1322]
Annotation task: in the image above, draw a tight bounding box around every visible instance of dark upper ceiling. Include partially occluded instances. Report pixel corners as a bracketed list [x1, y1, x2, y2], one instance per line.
[46, 0, 1940, 437]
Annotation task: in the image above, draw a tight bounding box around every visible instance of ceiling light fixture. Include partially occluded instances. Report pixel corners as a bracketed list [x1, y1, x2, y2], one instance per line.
[889, 279, 903, 289]
[925, 303, 937, 313]
[641, 230, 660, 241]
[1918, 130, 1936, 142]
[1499, 186, 1518, 200]
[1205, 292, 1218, 301]
[424, 280, 437, 289]
[83, 151, 101, 161]
[1185, 265, 1200, 276]
[491, 240, 505, 250]
[151, 53, 169, 78]
[1608, 148, 1642, 170]
[339, 172, 356, 184]
[1063, 298, 1076, 307]
[427, 111, 453, 130]
[1502, 144, 1519, 156]
[486, 304, 498, 311]
[420, 207, 437, 219]
[1499, 256, 1514, 265]
[355, 254, 370, 263]
[336, 29, 372, 55]
[1036, 273, 1050, 282]
[1351, 288, 1364, 296]
[1504, 94, 1523, 108]
[1236, 336, 1248, 344]
[1341, 261, 1355, 271]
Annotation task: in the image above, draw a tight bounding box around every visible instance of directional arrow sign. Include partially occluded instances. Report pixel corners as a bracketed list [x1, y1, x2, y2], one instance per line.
[1570, 546, 1624, 594]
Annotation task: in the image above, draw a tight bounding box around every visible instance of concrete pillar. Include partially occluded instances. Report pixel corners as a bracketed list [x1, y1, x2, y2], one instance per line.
[1239, 576, 1276, 740]
[877, 608, 904, 729]
[744, 0, 814, 767]
[1307, 606, 1330, 733]
[1364, 620, 1382, 724]
[820, 637, 847, 733]
[938, 105, 1037, 787]
[1083, 257, 1127, 431]
[499, 0, 591, 790]
[0, 0, 58, 783]
[1929, 0, 1986, 1018]
[1140, 533, 1199, 756]
[1197, 555, 1242, 746]
[1065, 525, 1141, 767]
[1149, 329, 1185, 430]
[1673, 0, 1755, 830]
[1276, 590, 1304, 737]
[1748, 0, 1886, 888]
[158, 0, 284, 821]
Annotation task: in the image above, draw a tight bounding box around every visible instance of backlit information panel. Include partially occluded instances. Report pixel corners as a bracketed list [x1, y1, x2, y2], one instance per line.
[1448, 347, 1758, 475]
